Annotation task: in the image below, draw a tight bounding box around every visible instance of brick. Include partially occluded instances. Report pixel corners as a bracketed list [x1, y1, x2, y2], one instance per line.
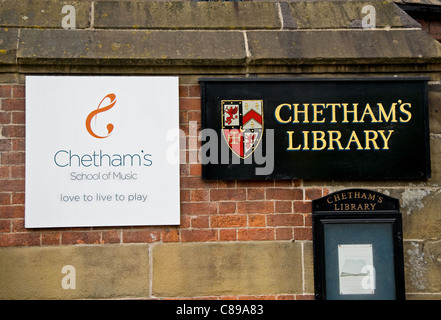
[218, 202, 237, 214]
[181, 202, 218, 215]
[237, 228, 274, 241]
[247, 188, 265, 200]
[179, 85, 189, 98]
[276, 228, 294, 240]
[0, 193, 11, 205]
[11, 139, 25, 152]
[275, 201, 292, 213]
[1, 152, 25, 165]
[0, 233, 40, 247]
[210, 188, 246, 201]
[188, 85, 201, 98]
[0, 180, 25, 192]
[181, 229, 217, 242]
[41, 232, 61, 246]
[10, 165, 25, 179]
[191, 216, 209, 229]
[237, 201, 273, 214]
[61, 231, 102, 245]
[2, 99, 25, 111]
[179, 98, 201, 111]
[101, 230, 121, 244]
[189, 163, 202, 176]
[219, 229, 236, 241]
[266, 188, 303, 200]
[161, 229, 180, 243]
[123, 229, 160, 243]
[210, 215, 247, 228]
[0, 85, 12, 98]
[248, 214, 266, 227]
[0, 220, 10, 233]
[294, 227, 312, 240]
[11, 112, 25, 124]
[11, 193, 24, 205]
[0, 206, 24, 219]
[11, 219, 25, 232]
[11, 85, 24, 98]
[0, 112, 11, 124]
[0, 139, 11, 152]
[294, 201, 312, 213]
[180, 176, 217, 189]
[305, 188, 323, 200]
[190, 189, 209, 202]
[267, 214, 303, 227]
[1, 125, 25, 137]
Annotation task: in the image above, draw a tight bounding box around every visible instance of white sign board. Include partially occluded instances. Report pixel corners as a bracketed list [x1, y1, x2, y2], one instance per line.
[338, 244, 375, 295]
[25, 76, 180, 227]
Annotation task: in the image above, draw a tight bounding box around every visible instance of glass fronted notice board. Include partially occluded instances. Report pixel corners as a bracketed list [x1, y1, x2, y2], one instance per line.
[312, 189, 405, 300]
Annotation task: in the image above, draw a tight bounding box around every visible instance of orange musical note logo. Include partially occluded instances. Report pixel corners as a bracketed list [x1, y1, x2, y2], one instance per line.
[85, 93, 117, 139]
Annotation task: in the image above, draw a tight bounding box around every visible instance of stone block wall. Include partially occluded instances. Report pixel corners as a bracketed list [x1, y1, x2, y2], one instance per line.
[1, 0, 441, 300]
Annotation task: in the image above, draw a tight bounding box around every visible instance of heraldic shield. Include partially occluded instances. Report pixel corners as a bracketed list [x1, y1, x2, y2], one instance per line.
[221, 100, 264, 159]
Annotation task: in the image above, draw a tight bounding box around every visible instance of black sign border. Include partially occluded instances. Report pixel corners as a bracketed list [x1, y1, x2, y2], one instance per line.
[200, 77, 431, 181]
[312, 189, 406, 300]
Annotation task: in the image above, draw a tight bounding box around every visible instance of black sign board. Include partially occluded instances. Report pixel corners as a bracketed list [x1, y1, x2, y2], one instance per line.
[200, 78, 430, 180]
[312, 189, 405, 300]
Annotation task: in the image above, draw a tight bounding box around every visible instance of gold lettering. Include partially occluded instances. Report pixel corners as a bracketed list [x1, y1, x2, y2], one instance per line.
[275, 103, 292, 124]
[312, 131, 327, 151]
[328, 131, 343, 150]
[378, 130, 394, 150]
[342, 103, 359, 123]
[293, 104, 309, 123]
[286, 131, 301, 150]
[378, 103, 397, 123]
[303, 131, 310, 150]
[345, 131, 363, 150]
[359, 103, 378, 123]
[399, 102, 412, 123]
[364, 130, 380, 150]
[327, 197, 333, 204]
[312, 104, 326, 123]
[326, 103, 341, 123]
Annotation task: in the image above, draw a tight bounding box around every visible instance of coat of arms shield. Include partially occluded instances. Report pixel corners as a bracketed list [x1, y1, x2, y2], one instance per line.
[221, 100, 263, 159]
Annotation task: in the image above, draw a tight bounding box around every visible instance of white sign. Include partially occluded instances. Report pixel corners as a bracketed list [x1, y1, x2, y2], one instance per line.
[25, 76, 180, 227]
[338, 244, 375, 295]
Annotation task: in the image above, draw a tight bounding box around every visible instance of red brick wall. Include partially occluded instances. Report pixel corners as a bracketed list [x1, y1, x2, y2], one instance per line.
[0, 82, 328, 247]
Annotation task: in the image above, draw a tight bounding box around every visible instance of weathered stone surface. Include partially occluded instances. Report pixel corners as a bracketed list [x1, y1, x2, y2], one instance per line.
[0, 244, 150, 299]
[0, 28, 18, 64]
[429, 84, 441, 134]
[404, 240, 441, 293]
[94, 1, 281, 30]
[247, 29, 441, 65]
[152, 242, 304, 297]
[389, 187, 441, 239]
[284, 0, 420, 29]
[0, 0, 91, 28]
[17, 29, 247, 66]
